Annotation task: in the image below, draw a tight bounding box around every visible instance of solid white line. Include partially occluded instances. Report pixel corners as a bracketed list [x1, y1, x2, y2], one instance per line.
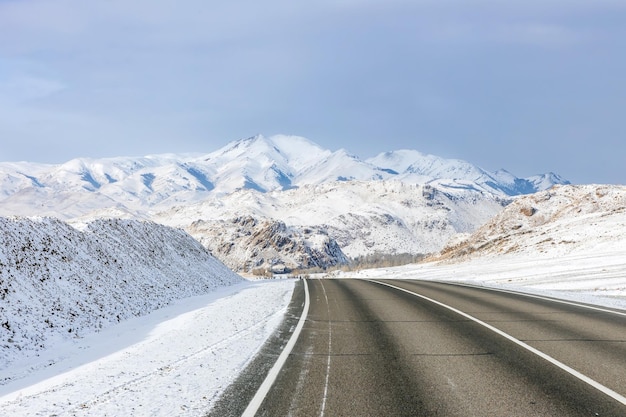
[435, 280, 626, 318]
[241, 279, 310, 417]
[319, 280, 332, 417]
[369, 279, 626, 406]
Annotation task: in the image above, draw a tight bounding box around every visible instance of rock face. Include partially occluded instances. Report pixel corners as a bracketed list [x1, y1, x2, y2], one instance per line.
[436, 184, 626, 261]
[187, 216, 348, 273]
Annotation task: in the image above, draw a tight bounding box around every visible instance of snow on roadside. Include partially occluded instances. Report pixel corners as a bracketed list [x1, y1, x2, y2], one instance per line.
[0, 279, 294, 416]
[337, 250, 626, 310]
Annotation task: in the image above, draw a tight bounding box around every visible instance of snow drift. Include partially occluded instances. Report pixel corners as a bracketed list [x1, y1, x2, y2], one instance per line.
[0, 217, 242, 371]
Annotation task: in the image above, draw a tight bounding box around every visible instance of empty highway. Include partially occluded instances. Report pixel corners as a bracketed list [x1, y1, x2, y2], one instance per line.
[213, 278, 626, 416]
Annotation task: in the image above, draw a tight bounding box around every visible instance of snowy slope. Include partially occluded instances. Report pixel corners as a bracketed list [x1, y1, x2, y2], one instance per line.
[0, 134, 568, 220]
[155, 181, 507, 271]
[0, 217, 241, 371]
[337, 185, 626, 302]
[0, 279, 293, 417]
[368, 150, 569, 196]
[435, 184, 626, 260]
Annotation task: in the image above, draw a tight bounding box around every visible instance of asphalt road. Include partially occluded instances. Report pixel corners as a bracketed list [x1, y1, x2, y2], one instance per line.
[220, 279, 626, 416]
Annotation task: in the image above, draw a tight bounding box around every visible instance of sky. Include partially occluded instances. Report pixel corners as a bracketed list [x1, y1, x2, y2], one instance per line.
[0, 1, 625, 184]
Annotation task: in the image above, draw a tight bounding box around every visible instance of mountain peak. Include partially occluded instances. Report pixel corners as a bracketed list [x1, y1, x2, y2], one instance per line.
[0, 134, 570, 219]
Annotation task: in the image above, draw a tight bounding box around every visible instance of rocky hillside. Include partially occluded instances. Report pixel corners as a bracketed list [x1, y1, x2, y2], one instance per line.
[436, 184, 626, 261]
[0, 217, 241, 371]
[187, 216, 347, 273]
[157, 181, 508, 272]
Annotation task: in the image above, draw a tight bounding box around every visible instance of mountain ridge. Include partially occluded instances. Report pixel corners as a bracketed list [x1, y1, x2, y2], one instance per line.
[0, 134, 569, 220]
[0, 134, 570, 272]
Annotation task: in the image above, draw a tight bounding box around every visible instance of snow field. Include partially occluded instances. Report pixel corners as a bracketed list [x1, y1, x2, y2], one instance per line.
[0, 279, 294, 416]
[338, 250, 626, 311]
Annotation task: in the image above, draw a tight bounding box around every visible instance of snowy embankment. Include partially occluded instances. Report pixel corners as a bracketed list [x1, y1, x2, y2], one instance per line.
[0, 279, 293, 417]
[0, 216, 294, 417]
[0, 217, 242, 371]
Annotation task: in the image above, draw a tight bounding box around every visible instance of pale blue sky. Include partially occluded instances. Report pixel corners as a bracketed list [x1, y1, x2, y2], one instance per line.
[1, 1, 625, 184]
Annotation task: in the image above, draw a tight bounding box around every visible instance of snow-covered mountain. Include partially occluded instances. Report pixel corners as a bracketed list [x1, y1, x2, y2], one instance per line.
[436, 184, 626, 261]
[0, 134, 567, 219]
[0, 134, 569, 271]
[0, 217, 241, 371]
[367, 149, 568, 196]
[184, 216, 349, 273]
[155, 181, 507, 272]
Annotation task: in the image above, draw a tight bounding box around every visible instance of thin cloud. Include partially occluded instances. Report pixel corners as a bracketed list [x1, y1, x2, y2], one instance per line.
[0, 76, 66, 104]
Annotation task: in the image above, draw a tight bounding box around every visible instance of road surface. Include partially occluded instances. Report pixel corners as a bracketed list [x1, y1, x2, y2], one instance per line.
[212, 278, 626, 416]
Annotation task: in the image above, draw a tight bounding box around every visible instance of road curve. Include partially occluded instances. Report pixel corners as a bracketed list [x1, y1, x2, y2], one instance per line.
[225, 279, 626, 416]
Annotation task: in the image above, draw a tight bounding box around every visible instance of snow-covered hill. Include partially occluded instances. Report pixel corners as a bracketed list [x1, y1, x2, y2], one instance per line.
[0, 134, 568, 219]
[367, 150, 568, 196]
[155, 181, 507, 272]
[0, 134, 569, 271]
[0, 217, 241, 371]
[184, 216, 348, 273]
[436, 184, 626, 261]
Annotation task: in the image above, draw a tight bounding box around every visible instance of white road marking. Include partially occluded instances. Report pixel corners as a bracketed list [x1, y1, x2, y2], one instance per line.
[319, 280, 332, 417]
[435, 280, 626, 318]
[369, 279, 626, 406]
[242, 279, 310, 417]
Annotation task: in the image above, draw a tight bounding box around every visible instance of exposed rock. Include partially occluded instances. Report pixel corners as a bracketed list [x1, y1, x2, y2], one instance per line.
[186, 217, 348, 272]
